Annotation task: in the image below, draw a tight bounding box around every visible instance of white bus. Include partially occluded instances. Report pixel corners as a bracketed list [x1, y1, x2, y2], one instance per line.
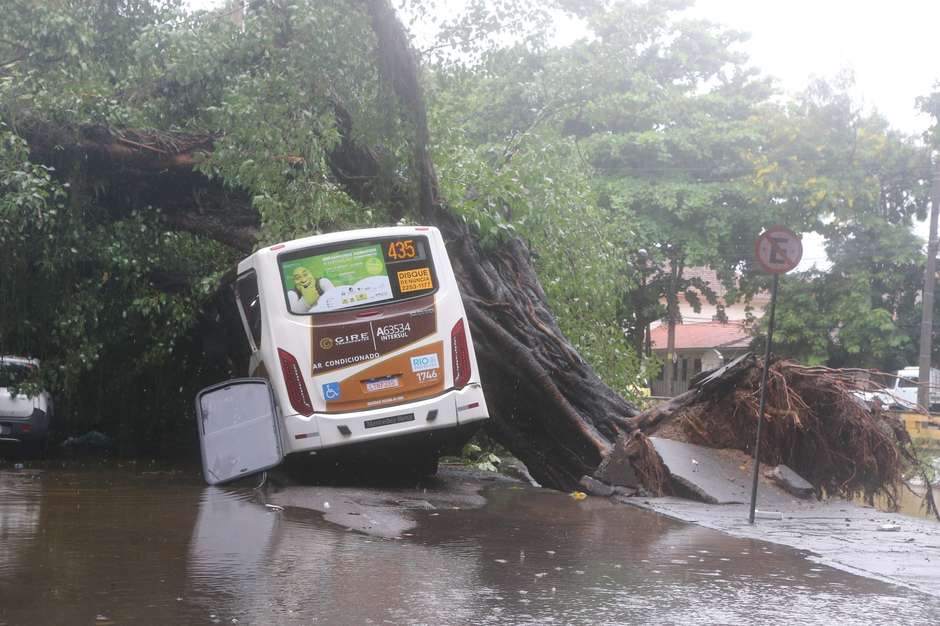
[196, 226, 489, 484]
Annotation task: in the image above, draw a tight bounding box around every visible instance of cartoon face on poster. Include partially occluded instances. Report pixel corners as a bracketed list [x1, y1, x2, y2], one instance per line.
[281, 244, 394, 314]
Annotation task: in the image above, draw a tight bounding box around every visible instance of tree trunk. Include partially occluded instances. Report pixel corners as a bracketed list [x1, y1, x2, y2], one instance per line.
[663, 256, 681, 397]
[361, 0, 638, 489]
[447, 227, 638, 488]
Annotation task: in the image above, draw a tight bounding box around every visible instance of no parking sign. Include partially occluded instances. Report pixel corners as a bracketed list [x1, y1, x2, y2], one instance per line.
[755, 226, 803, 274]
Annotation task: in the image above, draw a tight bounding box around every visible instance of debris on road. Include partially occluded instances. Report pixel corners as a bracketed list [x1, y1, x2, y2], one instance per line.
[766, 464, 814, 499]
[754, 509, 783, 520]
[578, 475, 615, 497]
[644, 437, 753, 504]
[592, 436, 640, 488]
[61, 430, 115, 449]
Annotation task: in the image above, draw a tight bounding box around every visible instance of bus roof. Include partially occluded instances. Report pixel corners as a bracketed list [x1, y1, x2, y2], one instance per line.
[236, 226, 436, 275]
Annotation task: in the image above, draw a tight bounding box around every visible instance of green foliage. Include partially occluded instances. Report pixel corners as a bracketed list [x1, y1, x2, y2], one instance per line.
[424, 0, 786, 390]
[1, 0, 937, 452]
[748, 79, 932, 369]
[766, 271, 913, 369]
[0, 0, 443, 448]
[426, 0, 934, 381]
[1, 115, 235, 445]
[404, 0, 554, 66]
[189, 2, 410, 238]
[426, 42, 651, 394]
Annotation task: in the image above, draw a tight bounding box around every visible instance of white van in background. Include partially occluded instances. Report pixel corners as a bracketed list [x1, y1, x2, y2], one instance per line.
[858, 366, 940, 411]
[0, 356, 52, 455]
[889, 367, 940, 410]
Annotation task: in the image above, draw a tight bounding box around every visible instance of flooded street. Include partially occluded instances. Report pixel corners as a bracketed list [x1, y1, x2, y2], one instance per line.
[2, 465, 939, 625]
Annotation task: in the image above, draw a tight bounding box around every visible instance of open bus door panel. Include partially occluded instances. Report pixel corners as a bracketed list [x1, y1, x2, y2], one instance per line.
[196, 378, 283, 485]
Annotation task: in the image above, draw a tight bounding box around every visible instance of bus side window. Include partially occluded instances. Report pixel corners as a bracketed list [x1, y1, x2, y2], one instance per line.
[236, 272, 263, 350]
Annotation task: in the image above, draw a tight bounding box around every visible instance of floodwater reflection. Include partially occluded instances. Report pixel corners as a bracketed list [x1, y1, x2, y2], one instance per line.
[1, 467, 939, 625]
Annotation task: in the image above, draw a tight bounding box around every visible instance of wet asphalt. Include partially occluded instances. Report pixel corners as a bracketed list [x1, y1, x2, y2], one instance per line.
[1, 464, 939, 625]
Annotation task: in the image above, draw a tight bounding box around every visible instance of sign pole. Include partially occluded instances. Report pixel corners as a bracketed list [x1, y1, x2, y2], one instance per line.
[748, 272, 779, 524]
[750, 226, 800, 523]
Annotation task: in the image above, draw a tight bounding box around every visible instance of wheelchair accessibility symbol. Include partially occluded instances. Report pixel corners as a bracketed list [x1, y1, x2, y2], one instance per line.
[322, 382, 341, 401]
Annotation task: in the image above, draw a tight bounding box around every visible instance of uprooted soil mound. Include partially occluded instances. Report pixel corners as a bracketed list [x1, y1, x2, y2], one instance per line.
[641, 354, 937, 518]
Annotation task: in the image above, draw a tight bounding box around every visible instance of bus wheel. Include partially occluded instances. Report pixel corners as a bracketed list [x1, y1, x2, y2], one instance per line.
[414, 454, 439, 476]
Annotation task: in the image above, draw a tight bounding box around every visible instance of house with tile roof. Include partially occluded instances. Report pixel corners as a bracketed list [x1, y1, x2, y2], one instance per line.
[648, 267, 769, 396]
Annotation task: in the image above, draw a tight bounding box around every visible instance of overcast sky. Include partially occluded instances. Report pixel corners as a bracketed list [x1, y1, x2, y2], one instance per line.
[689, 0, 938, 137]
[681, 0, 940, 265]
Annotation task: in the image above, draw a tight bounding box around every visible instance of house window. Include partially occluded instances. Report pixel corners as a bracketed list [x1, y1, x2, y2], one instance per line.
[681, 358, 688, 381]
[693, 358, 702, 375]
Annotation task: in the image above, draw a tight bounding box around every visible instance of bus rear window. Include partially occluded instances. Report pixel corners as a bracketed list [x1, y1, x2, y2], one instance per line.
[278, 236, 437, 315]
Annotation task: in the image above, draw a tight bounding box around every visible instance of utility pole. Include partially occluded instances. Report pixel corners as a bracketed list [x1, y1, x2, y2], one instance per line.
[918, 159, 940, 410]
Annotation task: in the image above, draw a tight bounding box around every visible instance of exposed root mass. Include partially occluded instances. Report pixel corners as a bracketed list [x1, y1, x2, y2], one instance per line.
[632, 354, 939, 519]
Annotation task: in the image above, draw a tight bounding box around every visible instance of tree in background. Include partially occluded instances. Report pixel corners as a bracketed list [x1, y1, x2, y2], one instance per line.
[425, 0, 812, 391]
[424, 2, 933, 376]
[748, 77, 932, 370]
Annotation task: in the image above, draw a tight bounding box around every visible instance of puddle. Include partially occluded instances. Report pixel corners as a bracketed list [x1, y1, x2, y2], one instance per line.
[1, 466, 939, 625]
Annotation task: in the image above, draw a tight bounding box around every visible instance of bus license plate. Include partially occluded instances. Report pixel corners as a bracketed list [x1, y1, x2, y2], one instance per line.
[364, 377, 400, 393]
[364, 413, 414, 429]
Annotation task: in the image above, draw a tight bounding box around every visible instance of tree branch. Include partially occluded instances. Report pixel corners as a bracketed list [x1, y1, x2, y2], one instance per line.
[166, 212, 258, 254]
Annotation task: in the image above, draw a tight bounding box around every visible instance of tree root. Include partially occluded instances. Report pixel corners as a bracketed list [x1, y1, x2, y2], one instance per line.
[629, 354, 939, 519]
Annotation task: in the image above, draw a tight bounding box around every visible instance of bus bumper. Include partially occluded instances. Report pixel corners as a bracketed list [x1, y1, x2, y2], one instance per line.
[282, 383, 488, 453]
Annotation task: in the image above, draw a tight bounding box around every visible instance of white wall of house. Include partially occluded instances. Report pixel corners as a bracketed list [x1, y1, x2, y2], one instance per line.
[650, 347, 747, 396]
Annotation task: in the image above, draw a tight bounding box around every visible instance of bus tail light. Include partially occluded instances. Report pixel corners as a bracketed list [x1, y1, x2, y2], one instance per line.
[278, 348, 313, 416]
[451, 319, 471, 389]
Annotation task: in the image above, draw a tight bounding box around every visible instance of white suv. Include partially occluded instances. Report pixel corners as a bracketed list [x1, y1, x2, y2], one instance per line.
[0, 356, 53, 455]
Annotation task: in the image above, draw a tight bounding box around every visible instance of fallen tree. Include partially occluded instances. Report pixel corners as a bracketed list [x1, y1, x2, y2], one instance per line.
[623, 354, 939, 519]
[5, 0, 636, 487]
